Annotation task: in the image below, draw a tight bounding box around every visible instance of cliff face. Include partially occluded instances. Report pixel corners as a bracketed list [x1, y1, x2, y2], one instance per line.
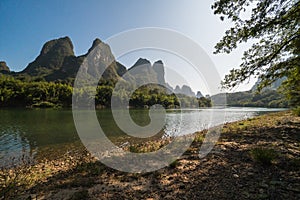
[251, 77, 286, 91]
[127, 58, 165, 85]
[174, 85, 196, 97]
[22, 37, 75, 77]
[128, 58, 157, 85]
[196, 91, 203, 98]
[20, 37, 126, 82]
[153, 60, 165, 85]
[15, 36, 170, 88]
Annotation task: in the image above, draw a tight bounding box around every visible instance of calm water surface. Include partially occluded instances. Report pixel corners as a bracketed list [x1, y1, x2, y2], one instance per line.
[0, 107, 286, 167]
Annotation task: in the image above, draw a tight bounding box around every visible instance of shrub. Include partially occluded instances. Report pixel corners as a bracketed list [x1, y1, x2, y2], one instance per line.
[129, 145, 139, 153]
[32, 101, 56, 108]
[194, 134, 204, 143]
[250, 148, 277, 166]
[292, 106, 300, 116]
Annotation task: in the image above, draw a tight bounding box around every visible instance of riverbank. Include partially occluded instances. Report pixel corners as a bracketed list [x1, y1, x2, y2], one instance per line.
[1, 111, 299, 199]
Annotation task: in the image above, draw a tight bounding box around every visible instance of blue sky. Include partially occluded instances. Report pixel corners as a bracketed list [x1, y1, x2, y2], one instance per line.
[0, 0, 255, 93]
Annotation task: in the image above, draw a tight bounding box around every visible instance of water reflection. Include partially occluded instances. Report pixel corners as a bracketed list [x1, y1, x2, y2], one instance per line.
[0, 126, 32, 166]
[0, 107, 286, 167]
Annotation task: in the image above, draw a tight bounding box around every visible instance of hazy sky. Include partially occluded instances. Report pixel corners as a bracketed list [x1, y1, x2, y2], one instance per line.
[0, 0, 256, 93]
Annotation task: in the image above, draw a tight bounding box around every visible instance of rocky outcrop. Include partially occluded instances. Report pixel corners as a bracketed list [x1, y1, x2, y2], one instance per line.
[22, 37, 75, 76]
[20, 37, 126, 82]
[174, 85, 196, 97]
[16, 37, 166, 84]
[127, 58, 166, 85]
[153, 60, 165, 85]
[0, 61, 10, 73]
[251, 77, 286, 91]
[196, 91, 203, 98]
[86, 38, 102, 55]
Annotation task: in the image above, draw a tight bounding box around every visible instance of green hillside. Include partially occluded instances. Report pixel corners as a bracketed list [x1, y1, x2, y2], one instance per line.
[211, 90, 288, 108]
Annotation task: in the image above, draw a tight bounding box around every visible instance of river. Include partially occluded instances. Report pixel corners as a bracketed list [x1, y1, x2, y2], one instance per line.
[0, 107, 286, 167]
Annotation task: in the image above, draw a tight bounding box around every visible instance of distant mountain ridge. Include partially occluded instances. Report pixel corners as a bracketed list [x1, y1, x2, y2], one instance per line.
[251, 77, 286, 91]
[17, 36, 126, 82]
[1, 36, 198, 97]
[12, 37, 170, 87]
[127, 58, 164, 86]
[174, 85, 196, 97]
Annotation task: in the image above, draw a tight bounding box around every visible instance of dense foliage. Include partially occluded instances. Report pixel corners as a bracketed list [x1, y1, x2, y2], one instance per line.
[280, 66, 300, 114]
[0, 75, 72, 108]
[128, 85, 211, 108]
[228, 90, 288, 108]
[0, 75, 211, 109]
[212, 0, 300, 107]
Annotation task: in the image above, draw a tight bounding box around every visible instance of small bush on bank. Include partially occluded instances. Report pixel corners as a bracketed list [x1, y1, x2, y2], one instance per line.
[292, 106, 300, 116]
[250, 148, 277, 166]
[129, 145, 139, 153]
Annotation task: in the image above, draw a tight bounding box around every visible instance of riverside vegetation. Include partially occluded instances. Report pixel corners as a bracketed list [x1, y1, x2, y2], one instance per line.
[0, 75, 211, 109]
[0, 111, 299, 199]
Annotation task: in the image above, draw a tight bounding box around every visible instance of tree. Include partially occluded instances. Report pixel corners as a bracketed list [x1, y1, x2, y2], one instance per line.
[212, 0, 299, 104]
[280, 66, 300, 111]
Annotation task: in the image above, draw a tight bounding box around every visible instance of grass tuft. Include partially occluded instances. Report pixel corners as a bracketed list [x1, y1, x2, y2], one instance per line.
[129, 145, 140, 153]
[169, 160, 180, 168]
[250, 147, 277, 166]
[292, 106, 300, 116]
[194, 134, 205, 143]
